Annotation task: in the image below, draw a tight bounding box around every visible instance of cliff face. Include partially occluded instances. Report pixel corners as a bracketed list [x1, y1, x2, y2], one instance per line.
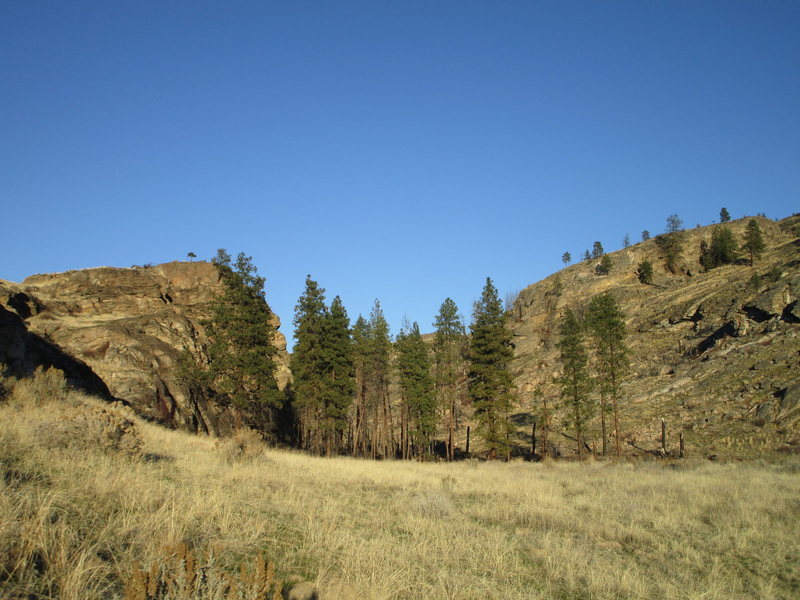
[0, 261, 291, 435]
[509, 215, 800, 458]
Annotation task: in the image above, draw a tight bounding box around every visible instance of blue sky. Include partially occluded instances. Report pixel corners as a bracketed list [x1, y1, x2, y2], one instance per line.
[2, 1, 798, 346]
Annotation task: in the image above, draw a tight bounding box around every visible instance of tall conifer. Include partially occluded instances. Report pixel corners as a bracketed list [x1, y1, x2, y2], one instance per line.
[320, 295, 355, 455]
[468, 278, 515, 459]
[556, 308, 593, 457]
[433, 298, 466, 461]
[396, 321, 436, 458]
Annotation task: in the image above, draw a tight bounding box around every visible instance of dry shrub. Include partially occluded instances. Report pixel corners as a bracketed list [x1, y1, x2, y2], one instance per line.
[218, 428, 266, 464]
[34, 401, 143, 458]
[9, 366, 68, 407]
[407, 489, 454, 519]
[124, 543, 282, 600]
[0, 519, 24, 584]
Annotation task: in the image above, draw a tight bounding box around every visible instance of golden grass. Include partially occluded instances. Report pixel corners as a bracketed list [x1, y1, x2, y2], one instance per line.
[2, 371, 799, 599]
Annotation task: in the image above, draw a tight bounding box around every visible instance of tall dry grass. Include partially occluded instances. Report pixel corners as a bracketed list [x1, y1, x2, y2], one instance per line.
[1, 368, 799, 599]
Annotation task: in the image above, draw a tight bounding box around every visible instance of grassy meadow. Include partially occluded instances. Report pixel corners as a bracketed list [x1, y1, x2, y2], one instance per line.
[1, 370, 799, 599]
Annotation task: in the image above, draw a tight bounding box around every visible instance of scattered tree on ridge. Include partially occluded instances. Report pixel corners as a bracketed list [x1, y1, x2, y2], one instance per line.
[468, 278, 515, 460]
[637, 260, 653, 284]
[595, 254, 613, 276]
[656, 214, 685, 273]
[720, 207, 731, 223]
[187, 252, 196, 262]
[701, 226, 737, 270]
[592, 241, 605, 259]
[641, 230, 651, 242]
[742, 219, 766, 266]
[562, 251, 571, 267]
[623, 233, 631, 248]
[582, 249, 591, 262]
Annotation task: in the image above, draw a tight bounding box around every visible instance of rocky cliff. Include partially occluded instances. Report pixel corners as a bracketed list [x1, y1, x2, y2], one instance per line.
[509, 215, 800, 459]
[0, 261, 291, 435]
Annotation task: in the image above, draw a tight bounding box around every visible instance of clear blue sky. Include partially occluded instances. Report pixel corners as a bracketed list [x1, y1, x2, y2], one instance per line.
[2, 1, 798, 347]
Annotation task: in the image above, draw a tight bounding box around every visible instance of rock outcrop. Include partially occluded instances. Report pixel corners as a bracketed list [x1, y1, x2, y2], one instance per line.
[0, 262, 291, 435]
[509, 215, 800, 459]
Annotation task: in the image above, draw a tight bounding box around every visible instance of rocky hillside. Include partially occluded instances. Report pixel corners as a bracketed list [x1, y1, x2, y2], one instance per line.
[509, 215, 800, 459]
[0, 261, 291, 435]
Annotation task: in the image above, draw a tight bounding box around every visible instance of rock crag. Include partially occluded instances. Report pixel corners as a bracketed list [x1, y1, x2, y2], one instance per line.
[0, 261, 291, 435]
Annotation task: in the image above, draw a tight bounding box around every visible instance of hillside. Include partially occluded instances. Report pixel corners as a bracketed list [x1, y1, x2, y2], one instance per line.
[508, 215, 800, 459]
[0, 261, 291, 435]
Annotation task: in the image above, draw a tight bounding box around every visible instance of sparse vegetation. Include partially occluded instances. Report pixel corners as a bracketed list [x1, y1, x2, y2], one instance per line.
[636, 259, 653, 284]
[3, 368, 799, 600]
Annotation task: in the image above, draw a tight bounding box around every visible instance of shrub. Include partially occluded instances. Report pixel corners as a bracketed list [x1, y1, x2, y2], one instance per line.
[124, 543, 282, 600]
[9, 366, 68, 407]
[33, 402, 143, 458]
[218, 428, 267, 464]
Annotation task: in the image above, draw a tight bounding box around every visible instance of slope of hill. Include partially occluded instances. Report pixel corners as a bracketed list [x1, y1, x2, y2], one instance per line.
[509, 215, 800, 459]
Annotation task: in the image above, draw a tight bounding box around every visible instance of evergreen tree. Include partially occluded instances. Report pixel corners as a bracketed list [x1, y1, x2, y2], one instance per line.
[582, 249, 591, 262]
[641, 230, 651, 242]
[468, 278, 515, 459]
[720, 207, 731, 223]
[365, 300, 393, 458]
[586, 293, 629, 457]
[623, 233, 631, 248]
[351, 315, 371, 456]
[666, 214, 683, 233]
[592, 241, 605, 259]
[595, 254, 613, 275]
[396, 321, 436, 459]
[291, 275, 328, 453]
[556, 308, 593, 457]
[742, 219, 766, 266]
[204, 249, 281, 436]
[637, 260, 653, 284]
[433, 297, 466, 461]
[562, 251, 571, 267]
[656, 214, 684, 274]
[704, 226, 737, 269]
[319, 295, 355, 456]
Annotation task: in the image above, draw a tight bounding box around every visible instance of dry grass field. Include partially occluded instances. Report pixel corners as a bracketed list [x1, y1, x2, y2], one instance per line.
[2, 369, 799, 599]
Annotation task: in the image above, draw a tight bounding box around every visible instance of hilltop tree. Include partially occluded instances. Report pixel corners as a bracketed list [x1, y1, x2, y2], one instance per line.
[701, 226, 737, 269]
[468, 278, 515, 460]
[582, 249, 591, 262]
[637, 260, 653, 284]
[720, 207, 731, 223]
[556, 308, 593, 457]
[592, 241, 605, 259]
[623, 233, 631, 248]
[562, 251, 571, 267]
[187, 252, 196, 262]
[656, 215, 685, 273]
[204, 249, 281, 437]
[742, 219, 766, 266]
[396, 321, 436, 459]
[291, 275, 328, 453]
[586, 293, 629, 457]
[319, 296, 355, 455]
[641, 230, 651, 242]
[595, 254, 613, 276]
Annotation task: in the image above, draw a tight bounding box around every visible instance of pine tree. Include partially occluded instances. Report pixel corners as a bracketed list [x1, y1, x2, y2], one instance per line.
[592, 241, 605, 259]
[586, 294, 629, 457]
[720, 207, 731, 223]
[742, 219, 766, 266]
[595, 254, 613, 275]
[204, 249, 281, 437]
[636, 260, 653, 284]
[433, 297, 466, 461]
[641, 230, 651, 242]
[657, 215, 685, 274]
[704, 226, 738, 268]
[556, 308, 593, 457]
[291, 275, 328, 453]
[351, 315, 370, 456]
[468, 278, 515, 459]
[582, 249, 591, 262]
[623, 233, 631, 248]
[396, 321, 436, 459]
[319, 296, 355, 456]
[562, 251, 571, 267]
[365, 300, 393, 458]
